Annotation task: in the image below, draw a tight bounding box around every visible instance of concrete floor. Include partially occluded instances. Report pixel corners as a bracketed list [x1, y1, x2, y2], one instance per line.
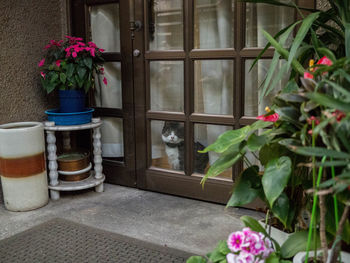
[0, 184, 263, 256]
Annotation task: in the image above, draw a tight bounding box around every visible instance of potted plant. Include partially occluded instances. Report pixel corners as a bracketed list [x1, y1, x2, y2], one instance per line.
[38, 36, 107, 113]
[200, 0, 350, 252]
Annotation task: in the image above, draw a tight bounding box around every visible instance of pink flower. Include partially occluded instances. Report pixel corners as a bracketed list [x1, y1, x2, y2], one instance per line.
[88, 42, 97, 48]
[38, 58, 45, 67]
[55, 60, 61, 67]
[226, 253, 237, 263]
[256, 113, 279, 122]
[100, 67, 105, 74]
[72, 51, 77, 58]
[228, 231, 246, 252]
[89, 48, 96, 57]
[99, 48, 105, 52]
[317, 56, 332, 66]
[40, 72, 46, 79]
[103, 77, 108, 85]
[303, 71, 313, 79]
[237, 252, 255, 263]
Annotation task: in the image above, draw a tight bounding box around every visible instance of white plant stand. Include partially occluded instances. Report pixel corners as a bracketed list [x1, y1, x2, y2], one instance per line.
[44, 118, 105, 200]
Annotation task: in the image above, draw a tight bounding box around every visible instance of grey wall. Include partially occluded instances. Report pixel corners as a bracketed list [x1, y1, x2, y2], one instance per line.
[0, 0, 68, 124]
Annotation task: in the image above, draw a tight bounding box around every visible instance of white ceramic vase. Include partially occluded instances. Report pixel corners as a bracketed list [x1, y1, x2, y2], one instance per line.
[0, 122, 48, 211]
[293, 250, 350, 263]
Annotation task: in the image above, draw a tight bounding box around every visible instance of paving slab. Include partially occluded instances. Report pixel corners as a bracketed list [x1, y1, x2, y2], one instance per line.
[0, 183, 264, 256]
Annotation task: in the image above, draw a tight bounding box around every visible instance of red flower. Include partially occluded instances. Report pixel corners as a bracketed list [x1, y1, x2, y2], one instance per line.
[307, 116, 320, 125]
[103, 77, 108, 85]
[55, 60, 61, 67]
[38, 58, 45, 67]
[256, 113, 279, 122]
[303, 72, 313, 79]
[317, 56, 333, 66]
[332, 110, 346, 122]
[40, 72, 46, 79]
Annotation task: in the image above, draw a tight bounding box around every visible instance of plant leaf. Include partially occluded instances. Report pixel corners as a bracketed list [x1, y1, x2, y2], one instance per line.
[271, 192, 290, 229]
[307, 92, 350, 112]
[280, 231, 320, 258]
[186, 256, 207, 263]
[247, 133, 268, 151]
[262, 156, 292, 207]
[288, 146, 350, 159]
[287, 12, 320, 69]
[200, 126, 250, 153]
[227, 166, 262, 207]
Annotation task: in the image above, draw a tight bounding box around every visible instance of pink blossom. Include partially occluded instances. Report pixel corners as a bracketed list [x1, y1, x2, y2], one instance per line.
[88, 42, 97, 48]
[303, 71, 313, 79]
[100, 67, 105, 74]
[317, 56, 332, 66]
[256, 113, 279, 122]
[228, 231, 246, 252]
[55, 60, 61, 67]
[237, 252, 255, 263]
[38, 58, 45, 67]
[72, 51, 77, 58]
[226, 253, 237, 263]
[103, 77, 108, 85]
[40, 72, 46, 79]
[89, 48, 95, 57]
[99, 48, 105, 52]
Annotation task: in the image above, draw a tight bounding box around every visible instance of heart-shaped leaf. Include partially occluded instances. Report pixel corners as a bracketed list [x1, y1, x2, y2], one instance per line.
[262, 156, 292, 207]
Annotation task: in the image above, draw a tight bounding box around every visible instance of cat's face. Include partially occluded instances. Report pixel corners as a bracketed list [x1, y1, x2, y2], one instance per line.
[161, 122, 184, 144]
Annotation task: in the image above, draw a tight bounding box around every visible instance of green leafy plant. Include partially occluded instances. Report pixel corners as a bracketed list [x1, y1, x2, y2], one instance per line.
[38, 36, 106, 94]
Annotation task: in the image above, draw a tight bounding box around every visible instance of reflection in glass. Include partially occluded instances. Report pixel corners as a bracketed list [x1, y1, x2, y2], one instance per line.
[194, 124, 232, 180]
[100, 117, 124, 160]
[149, 0, 183, 50]
[194, 0, 234, 49]
[246, 3, 294, 47]
[151, 120, 185, 172]
[150, 61, 184, 112]
[244, 59, 288, 116]
[94, 62, 122, 109]
[194, 60, 233, 115]
[90, 4, 120, 52]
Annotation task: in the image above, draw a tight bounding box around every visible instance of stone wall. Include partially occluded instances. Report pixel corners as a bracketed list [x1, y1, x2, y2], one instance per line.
[0, 0, 68, 124]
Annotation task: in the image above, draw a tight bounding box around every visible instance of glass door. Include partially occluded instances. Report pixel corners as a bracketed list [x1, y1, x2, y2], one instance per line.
[133, 0, 299, 204]
[71, 0, 136, 187]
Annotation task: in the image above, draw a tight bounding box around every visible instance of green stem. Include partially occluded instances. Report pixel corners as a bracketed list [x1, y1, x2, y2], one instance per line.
[331, 161, 341, 263]
[305, 156, 326, 263]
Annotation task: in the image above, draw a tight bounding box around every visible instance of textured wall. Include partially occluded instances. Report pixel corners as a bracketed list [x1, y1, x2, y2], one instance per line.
[0, 0, 68, 124]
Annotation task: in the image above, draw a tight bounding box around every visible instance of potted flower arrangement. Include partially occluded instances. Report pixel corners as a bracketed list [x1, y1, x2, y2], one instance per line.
[198, 0, 350, 261]
[38, 36, 107, 113]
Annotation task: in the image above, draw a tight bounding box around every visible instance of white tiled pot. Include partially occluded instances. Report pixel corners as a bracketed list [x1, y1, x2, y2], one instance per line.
[293, 250, 350, 263]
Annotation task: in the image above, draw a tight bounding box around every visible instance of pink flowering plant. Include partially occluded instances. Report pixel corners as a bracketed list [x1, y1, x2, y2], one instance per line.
[38, 36, 107, 94]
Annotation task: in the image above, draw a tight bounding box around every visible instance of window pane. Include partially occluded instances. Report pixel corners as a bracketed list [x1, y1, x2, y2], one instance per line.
[194, 124, 232, 181]
[150, 61, 184, 112]
[100, 117, 124, 161]
[90, 4, 120, 52]
[246, 3, 294, 48]
[244, 59, 288, 116]
[194, 60, 233, 115]
[151, 120, 185, 172]
[149, 0, 183, 50]
[194, 0, 234, 49]
[94, 62, 122, 109]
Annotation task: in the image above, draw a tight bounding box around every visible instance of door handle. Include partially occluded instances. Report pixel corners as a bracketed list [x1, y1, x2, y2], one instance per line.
[133, 49, 141, 57]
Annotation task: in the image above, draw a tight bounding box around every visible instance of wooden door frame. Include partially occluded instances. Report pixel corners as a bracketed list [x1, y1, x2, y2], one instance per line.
[70, 0, 137, 188]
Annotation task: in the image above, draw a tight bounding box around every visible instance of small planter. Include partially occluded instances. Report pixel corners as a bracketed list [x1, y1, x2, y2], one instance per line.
[45, 108, 94, 125]
[259, 219, 291, 245]
[59, 89, 86, 113]
[293, 250, 350, 263]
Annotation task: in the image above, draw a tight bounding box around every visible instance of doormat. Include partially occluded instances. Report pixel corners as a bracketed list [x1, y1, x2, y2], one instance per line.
[0, 218, 192, 263]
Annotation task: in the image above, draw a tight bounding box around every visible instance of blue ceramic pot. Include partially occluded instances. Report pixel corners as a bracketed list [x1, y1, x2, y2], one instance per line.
[59, 90, 86, 113]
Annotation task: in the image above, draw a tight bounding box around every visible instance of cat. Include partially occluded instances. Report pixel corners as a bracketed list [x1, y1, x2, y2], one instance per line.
[161, 121, 209, 173]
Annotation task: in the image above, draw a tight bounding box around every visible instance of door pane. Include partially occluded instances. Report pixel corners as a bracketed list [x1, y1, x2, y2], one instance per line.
[194, 0, 234, 49]
[151, 120, 185, 172]
[194, 60, 233, 115]
[94, 62, 122, 109]
[244, 59, 288, 116]
[194, 124, 232, 181]
[245, 3, 294, 48]
[90, 3, 120, 52]
[150, 61, 184, 112]
[149, 0, 183, 50]
[100, 117, 124, 161]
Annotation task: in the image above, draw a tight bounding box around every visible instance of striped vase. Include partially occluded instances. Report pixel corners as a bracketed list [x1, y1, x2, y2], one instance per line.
[0, 122, 48, 211]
